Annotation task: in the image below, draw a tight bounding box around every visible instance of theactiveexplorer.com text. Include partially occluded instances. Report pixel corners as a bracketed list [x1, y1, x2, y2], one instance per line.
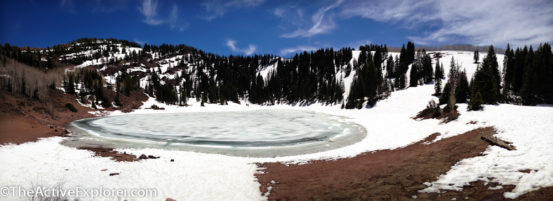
[0, 185, 158, 199]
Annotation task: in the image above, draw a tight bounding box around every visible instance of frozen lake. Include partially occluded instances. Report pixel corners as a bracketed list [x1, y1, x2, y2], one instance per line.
[65, 110, 366, 157]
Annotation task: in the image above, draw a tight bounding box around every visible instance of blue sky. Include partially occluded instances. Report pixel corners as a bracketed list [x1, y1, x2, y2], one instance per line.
[1, 0, 552, 56]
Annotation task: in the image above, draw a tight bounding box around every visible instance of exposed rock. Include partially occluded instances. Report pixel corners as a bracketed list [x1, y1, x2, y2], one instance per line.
[109, 172, 119, 176]
[147, 155, 160, 159]
[166, 198, 176, 201]
[138, 154, 148, 160]
[170, 159, 174, 162]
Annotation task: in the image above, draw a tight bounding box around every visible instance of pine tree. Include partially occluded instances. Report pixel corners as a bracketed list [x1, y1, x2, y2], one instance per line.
[439, 82, 451, 104]
[471, 45, 500, 104]
[520, 46, 536, 104]
[468, 90, 483, 111]
[346, 51, 383, 108]
[455, 71, 470, 103]
[514, 47, 527, 93]
[444, 57, 459, 114]
[385, 55, 394, 78]
[398, 45, 409, 76]
[502, 44, 515, 97]
[434, 61, 444, 81]
[538, 43, 553, 103]
[406, 41, 415, 63]
[473, 50, 479, 64]
[422, 53, 433, 83]
[345, 63, 352, 77]
[434, 60, 443, 95]
[434, 77, 442, 95]
[409, 60, 420, 87]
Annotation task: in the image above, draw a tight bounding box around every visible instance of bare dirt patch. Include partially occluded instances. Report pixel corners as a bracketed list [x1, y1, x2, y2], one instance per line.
[256, 127, 547, 200]
[0, 89, 93, 144]
[78, 146, 141, 162]
[0, 87, 147, 145]
[78, 146, 161, 162]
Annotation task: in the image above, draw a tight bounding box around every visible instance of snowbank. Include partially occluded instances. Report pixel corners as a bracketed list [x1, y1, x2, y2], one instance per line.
[0, 137, 263, 201]
[420, 104, 553, 198]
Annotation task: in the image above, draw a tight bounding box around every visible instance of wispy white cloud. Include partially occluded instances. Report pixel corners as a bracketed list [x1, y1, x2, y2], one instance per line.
[226, 39, 257, 55]
[279, 45, 318, 55]
[169, 5, 178, 24]
[273, 6, 305, 29]
[281, 0, 344, 38]
[138, 0, 188, 31]
[273, 8, 285, 18]
[340, 0, 435, 26]
[138, 0, 163, 25]
[168, 4, 189, 31]
[202, 0, 265, 20]
[340, 0, 553, 47]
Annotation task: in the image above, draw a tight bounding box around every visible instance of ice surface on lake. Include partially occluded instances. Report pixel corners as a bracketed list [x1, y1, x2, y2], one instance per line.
[67, 110, 366, 157]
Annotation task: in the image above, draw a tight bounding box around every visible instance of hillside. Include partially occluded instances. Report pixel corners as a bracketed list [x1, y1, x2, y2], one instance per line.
[1, 38, 552, 200]
[4, 38, 549, 113]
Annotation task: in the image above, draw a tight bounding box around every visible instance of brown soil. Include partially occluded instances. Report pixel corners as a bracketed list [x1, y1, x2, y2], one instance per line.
[79, 146, 146, 162]
[78, 146, 163, 162]
[0, 87, 147, 145]
[256, 127, 552, 201]
[0, 89, 93, 144]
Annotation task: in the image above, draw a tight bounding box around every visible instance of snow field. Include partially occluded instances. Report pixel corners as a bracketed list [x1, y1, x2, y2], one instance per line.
[0, 51, 550, 200]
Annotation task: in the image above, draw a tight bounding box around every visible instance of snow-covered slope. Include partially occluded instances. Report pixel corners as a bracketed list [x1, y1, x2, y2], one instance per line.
[4, 48, 551, 200]
[63, 39, 504, 108]
[2, 83, 552, 200]
[420, 103, 553, 198]
[431, 50, 504, 81]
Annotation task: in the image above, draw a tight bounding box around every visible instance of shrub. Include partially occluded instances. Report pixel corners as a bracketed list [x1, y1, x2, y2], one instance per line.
[416, 100, 441, 119]
[65, 103, 77, 113]
[442, 104, 458, 113]
[149, 104, 164, 110]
